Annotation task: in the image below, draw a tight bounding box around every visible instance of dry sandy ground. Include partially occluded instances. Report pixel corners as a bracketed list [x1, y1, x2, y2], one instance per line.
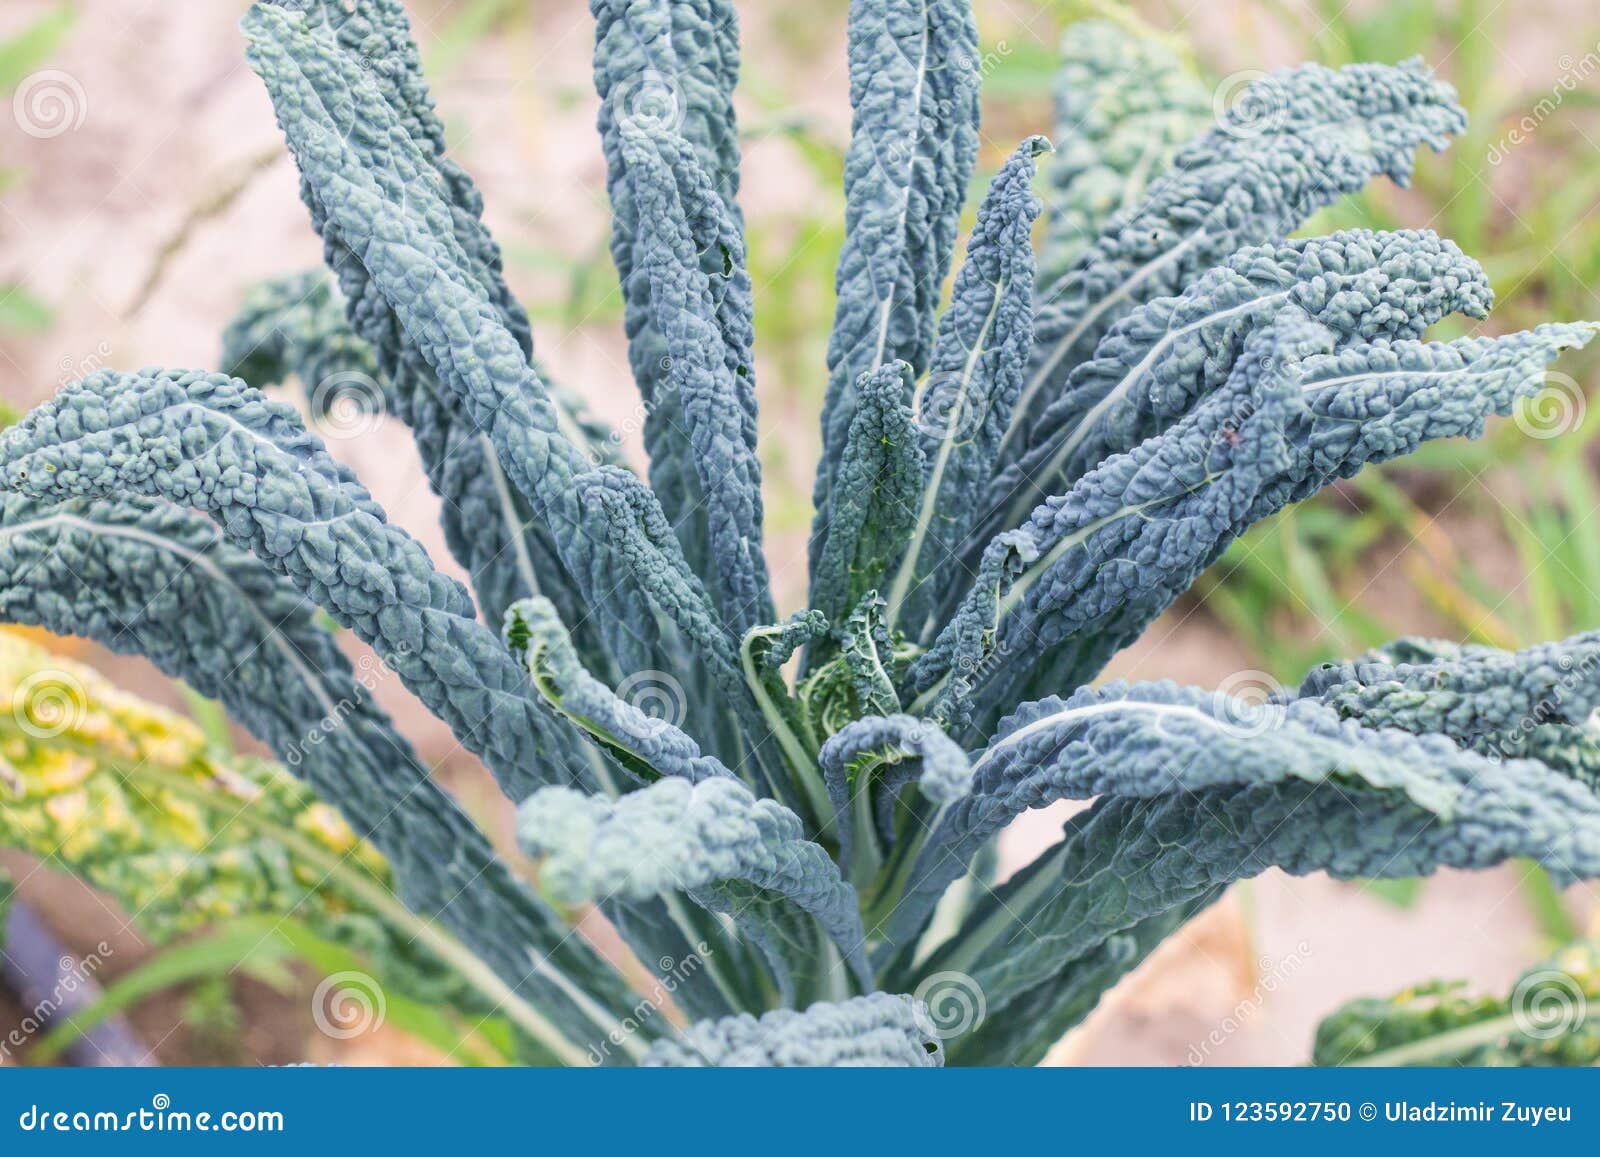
[1, 0, 1596, 1066]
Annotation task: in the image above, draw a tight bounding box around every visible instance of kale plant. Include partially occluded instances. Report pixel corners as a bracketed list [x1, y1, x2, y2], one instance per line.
[3, 0, 1599, 1066]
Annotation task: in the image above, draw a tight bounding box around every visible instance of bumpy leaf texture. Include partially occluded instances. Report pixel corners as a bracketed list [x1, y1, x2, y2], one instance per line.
[807, 363, 923, 641]
[894, 683, 1600, 1064]
[1296, 632, 1600, 790]
[562, 466, 799, 806]
[246, 4, 699, 692]
[221, 270, 388, 415]
[797, 591, 913, 749]
[592, 0, 742, 222]
[247, 8, 783, 804]
[615, 119, 771, 633]
[220, 269, 618, 640]
[1040, 19, 1210, 280]
[641, 993, 943, 1066]
[975, 228, 1495, 556]
[950, 894, 1219, 1066]
[819, 713, 972, 885]
[910, 315, 1597, 734]
[0, 491, 639, 1062]
[886, 137, 1049, 645]
[249, 1, 615, 656]
[836, 594, 903, 718]
[1003, 58, 1469, 469]
[592, 0, 771, 637]
[0, 371, 608, 802]
[506, 596, 731, 789]
[501, 593, 773, 1017]
[12, 0, 1600, 1069]
[518, 776, 871, 1006]
[809, 0, 980, 598]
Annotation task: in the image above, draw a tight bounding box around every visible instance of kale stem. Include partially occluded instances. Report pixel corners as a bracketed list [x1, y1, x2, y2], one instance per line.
[864, 804, 950, 931]
[740, 624, 833, 828]
[847, 761, 887, 887]
[661, 894, 748, 1014]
